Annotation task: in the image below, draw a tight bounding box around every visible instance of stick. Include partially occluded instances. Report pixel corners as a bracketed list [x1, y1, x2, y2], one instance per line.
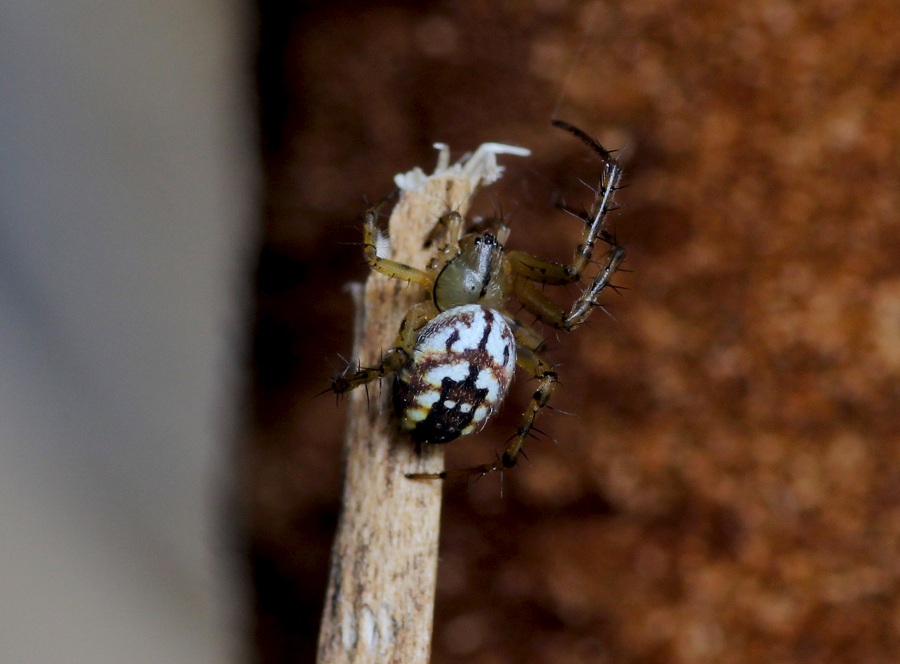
[316, 143, 529, 664]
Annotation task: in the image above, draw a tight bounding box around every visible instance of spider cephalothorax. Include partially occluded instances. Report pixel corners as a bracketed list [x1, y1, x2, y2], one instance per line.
[332, 120, 625, 479]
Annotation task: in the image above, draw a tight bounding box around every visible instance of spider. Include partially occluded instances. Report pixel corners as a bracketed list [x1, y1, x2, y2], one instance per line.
[331, 120, 625, 480]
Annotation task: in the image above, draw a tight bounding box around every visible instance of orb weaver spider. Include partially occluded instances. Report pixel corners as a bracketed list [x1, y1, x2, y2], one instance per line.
[331, 120, 625, 480]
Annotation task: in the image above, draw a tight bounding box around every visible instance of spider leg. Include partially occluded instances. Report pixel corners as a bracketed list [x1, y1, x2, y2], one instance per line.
[512, 241, 625, 330]
[423, 210, 464, 252]
[505, 314, 547, 354]
[331, 301, 436, 395]
[406, 323, 555, 481]
[334, 190, 442, 397]
[503, 120, 625, 330]
[423, 211, 466, 272]
[363, 195, 434, 288]
[494, 339, 558, 471]
[553, 119, 624, 280]
[407, 341, 557, 480]
[329, 347, 408, 395]
[505, 249, 576, 285]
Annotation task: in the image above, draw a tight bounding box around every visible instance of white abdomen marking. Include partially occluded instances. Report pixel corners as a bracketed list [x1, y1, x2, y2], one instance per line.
[394, 304, 516, 444]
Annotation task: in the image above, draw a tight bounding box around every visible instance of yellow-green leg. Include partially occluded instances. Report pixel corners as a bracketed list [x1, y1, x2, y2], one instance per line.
[406, 325, 557, 481]
[331, 301, 436, 395]
[363, 197, 434, 288]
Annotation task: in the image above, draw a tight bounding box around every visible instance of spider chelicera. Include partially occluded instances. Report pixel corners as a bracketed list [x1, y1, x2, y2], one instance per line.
[331, 120, 625, 480]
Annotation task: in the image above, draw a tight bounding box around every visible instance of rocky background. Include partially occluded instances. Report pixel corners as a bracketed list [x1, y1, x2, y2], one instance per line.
[246, 1, 900, 662]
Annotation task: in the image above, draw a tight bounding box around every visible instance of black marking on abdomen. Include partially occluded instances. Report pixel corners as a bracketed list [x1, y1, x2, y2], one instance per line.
[444, 328, 460, 353]
[396, 363, 488, 444]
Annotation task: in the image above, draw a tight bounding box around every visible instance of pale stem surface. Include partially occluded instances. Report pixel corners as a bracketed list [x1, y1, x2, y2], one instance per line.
[316, 174, 482, 664]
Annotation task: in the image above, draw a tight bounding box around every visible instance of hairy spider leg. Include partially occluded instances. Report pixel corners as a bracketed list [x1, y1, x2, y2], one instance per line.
[331, 301, 436, 395]
[363, 197, 434, 288]
[502, 122, 625, 330]
[569, 154, 622, 278]
[333, 202, 482, 398]
[333, 121, 627, 482]
[504, 314, 547, 353]
[406, 339, 556, 480]
[423, 210, 465, 252]
[505, 124, 621, 283]
[512, 242, 625, 330]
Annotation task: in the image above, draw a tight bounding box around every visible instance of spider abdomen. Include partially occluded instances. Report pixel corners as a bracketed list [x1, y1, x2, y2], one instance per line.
[394, 304, 517, 444]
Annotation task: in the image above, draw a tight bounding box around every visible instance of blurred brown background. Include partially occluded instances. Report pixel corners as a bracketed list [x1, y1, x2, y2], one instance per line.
[245, 1, 900, 662]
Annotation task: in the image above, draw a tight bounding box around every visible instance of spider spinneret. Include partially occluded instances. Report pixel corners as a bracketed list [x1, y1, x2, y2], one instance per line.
[332, 120, 626, 480]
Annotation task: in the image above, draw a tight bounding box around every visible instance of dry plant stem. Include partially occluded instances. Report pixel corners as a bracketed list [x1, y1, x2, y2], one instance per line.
[316, 174, 482, 664]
